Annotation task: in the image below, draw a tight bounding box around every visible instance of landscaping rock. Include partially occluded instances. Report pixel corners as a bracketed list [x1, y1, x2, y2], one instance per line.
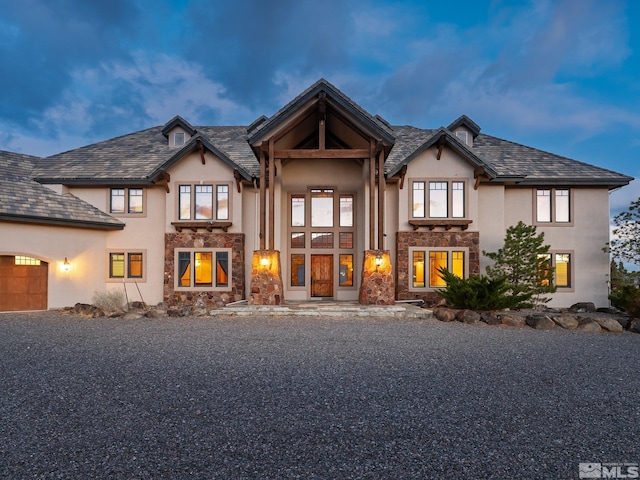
[577, 321, 602, 333]
[167, 308, 184, 317]
[500, 314, 526, 327]
[481, 312, 501, 325]
[552, 314, 579, 330]
[592, 315, 624, 333]
[433, 307, 457, 322]
[569, 302, 596, 313]
[629, 319, 640, 334]
[526, 314, 556, 330]
[456, 309, 481, 324]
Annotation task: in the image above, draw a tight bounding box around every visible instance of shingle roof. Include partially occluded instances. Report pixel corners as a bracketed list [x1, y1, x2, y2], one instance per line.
[0, 150, 124, 229]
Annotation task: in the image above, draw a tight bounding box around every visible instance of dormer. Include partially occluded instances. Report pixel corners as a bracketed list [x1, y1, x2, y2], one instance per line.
[162, 115, 197, 148]
[447, 115, 481, 148]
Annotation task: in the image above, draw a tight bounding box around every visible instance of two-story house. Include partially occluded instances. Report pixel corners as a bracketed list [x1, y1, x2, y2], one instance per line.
[0, 79, 632, 311]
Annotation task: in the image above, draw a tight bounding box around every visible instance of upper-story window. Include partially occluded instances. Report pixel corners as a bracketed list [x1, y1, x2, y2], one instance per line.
[412, 180, 466, 219]
[179, 183, 230, 221]
[110, 188, 145, 215]
[455, 131, 468, 145]
[174, 132, 185, 147]
[535, 188, 571, 224]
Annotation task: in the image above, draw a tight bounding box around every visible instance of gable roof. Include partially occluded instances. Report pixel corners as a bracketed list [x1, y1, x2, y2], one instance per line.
[0, 150, 124, 229]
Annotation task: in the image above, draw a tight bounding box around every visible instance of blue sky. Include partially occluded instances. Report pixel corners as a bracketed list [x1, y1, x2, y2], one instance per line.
[1, 0, 638, 211]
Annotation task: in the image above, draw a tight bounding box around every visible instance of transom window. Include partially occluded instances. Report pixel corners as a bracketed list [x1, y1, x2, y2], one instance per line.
[410, 248, 466, 289]
[175, 249, 231, 290]
[535, 188, 570, 224]
[110, 188, 144, 215]
[107, 251, 145, 282]
[14, 256, 41, 266]
[412, 180, 466, 219]
[179, 183, 230, 221]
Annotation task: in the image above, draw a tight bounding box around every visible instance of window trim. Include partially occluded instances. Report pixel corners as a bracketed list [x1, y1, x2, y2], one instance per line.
[106, 249, 147, 283]
[408, 247, 469, 292]
[533, 188, 573, 226]
[108, 187, 147, 218]
[176, 181, 233, 222]
[410, 178, 468, 221]
[174, 248, 233, 292]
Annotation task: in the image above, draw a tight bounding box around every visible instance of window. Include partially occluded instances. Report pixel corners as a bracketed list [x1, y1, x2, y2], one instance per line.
[455, 131, 468, 145]
[107, 251, 146, 282]
[410, 248, 466, 290]
[175, 249, 231, 290]
[411, 180, 466, 219]
[174, 132, 185, 146]
[339, 254, 354, 286]
[291, 254, 305, 286]
[110, 188, 145, 215]
[15, 256, 41, 266]
[311, 189, 334, 227]
[535, 188, 571, 224]
[178, 183, 231, 221]
[539, 252, 572, 288]
[340, 195, 354, 227]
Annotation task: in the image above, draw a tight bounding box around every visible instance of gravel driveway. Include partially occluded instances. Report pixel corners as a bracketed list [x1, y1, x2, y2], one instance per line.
[1, 311, 638, 479]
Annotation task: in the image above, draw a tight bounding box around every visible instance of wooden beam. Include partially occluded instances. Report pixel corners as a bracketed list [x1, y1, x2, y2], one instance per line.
[399, 165, 407, 190]
[437, 135, 446, 160]
[377, 148, 385, 251]
[268, 139, 275, 251]
[259, 148, 266, 250]
[318, 92, 326, 150]
[274, 149, 370, 159]
[154, 169, 171, 193]
[197, 139, 206, 164]
[233, 169, 242, 193]
[369, 139, 376, 250]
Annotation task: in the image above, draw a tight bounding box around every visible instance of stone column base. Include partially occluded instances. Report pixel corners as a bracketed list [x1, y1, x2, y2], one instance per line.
[358, 250, 395, 305]
[249, 250, 284, 305]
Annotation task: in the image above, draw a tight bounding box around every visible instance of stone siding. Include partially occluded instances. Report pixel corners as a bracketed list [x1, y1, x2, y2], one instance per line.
[359, 250, 395, 305]
[396, 231, 480, 305]
[164, 232, 245, 307]
[249, 250, 284, 305]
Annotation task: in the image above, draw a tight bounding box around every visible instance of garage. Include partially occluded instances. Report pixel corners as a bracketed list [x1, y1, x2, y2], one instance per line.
[0, 255, 48, 311]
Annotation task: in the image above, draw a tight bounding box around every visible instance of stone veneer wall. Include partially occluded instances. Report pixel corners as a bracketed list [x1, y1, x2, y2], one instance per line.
[164, 232, 245, 307]
[248, 250, 284, 305]
[396, 231, 480, 305]
[358, 250, 395, 305]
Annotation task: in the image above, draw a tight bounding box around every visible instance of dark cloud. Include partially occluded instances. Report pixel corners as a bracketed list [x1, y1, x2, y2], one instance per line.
[181, 0, 355, 112]
[0, 0, 140, 129]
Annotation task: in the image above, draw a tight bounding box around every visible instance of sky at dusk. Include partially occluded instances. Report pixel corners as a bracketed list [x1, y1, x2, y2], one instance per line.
[0, 0, 638, 211]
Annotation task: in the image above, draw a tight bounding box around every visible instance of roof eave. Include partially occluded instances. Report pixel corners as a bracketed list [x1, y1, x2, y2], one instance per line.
[0, 214, 125, 230]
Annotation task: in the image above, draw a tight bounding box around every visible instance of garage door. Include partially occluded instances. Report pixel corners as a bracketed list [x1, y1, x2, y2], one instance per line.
[0, 256, 48, 311]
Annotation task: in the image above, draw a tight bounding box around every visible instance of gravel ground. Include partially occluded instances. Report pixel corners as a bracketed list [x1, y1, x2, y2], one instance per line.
[0, 311, 638, 479]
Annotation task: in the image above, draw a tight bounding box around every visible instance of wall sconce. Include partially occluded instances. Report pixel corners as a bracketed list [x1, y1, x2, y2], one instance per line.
[375, 254, 383, 267]
[260, 256, 270, 267]
[63, 257, 71, 272]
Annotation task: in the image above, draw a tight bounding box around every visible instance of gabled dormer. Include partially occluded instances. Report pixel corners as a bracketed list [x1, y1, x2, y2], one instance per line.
[162, 115, 197, 148]
[447, 115, 481, 148]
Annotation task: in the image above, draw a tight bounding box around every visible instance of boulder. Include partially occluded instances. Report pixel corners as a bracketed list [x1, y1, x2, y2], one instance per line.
[72, 303, 105, 318]
[500, 314, 526, 327]
[433, 307, 457, 322]
[569, 302, 597, 313]
[629, 319, 640, 334]
[592, 315, 624, 333]
[167, 308, 184, 317]
[577, 321, 602, 333]
[526, 314, 556, 330]
[553, 314, 579, 330]
[456, 309, 481, 324]
[481, 312, 502, 325]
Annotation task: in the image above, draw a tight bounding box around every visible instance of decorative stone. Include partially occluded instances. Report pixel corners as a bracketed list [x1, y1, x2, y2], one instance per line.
[592, 315, 623, 333]
[577, 321, 602, 333]
[433, 307, 457, 322]
[629, 319, 640, 334]
[481, 312, 501, 325]
[500, 314, 526, 327]
[569, 302, 597, 313]
[72, 303, 105, 318]
[248, 250, 284, 305]
[553, 314, 579, 330]
[526, 314, 556, 330]
[456, 309, 481, 324]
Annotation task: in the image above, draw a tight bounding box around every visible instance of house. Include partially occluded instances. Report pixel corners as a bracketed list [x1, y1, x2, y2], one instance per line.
[0, 79, 632, 312]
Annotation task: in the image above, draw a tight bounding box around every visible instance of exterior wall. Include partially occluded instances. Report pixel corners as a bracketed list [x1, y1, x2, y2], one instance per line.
[163, 232, 245, 307]
[0, 222, 109, 309]
[396, 231, 480, 304]
[477, 183, 505, 272]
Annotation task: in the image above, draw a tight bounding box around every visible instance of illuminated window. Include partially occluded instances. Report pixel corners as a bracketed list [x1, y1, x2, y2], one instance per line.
[555, 253, 571, 287]
[291, 254, 305, 286]
[109, 252, 145, 281]
[429, 251, 448, 287]
[339, 254, 354, 286]
[175, 249, 232, 290]
[14, 256, 41, 266]
[412, 251, 425, 288]
[410, 249, 466, 290]
[128, 253, 143, 278]
[109, 253, 125, 278]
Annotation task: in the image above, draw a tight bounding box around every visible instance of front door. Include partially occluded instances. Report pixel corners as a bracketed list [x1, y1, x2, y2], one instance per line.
[311, 254, 333, 297]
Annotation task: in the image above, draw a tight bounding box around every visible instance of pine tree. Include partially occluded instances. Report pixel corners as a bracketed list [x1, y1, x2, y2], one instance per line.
[609, 198, 640, 267]
[483, 221, 557, 307]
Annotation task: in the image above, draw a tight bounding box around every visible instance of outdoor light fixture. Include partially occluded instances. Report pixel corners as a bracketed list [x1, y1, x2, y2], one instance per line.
[375, 254, 383, 267]
[260, 256, 269, 267]
[63, 257, 70, 272]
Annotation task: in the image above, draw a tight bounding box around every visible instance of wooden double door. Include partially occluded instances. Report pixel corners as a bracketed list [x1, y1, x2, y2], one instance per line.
[311, 254, 333, 297]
